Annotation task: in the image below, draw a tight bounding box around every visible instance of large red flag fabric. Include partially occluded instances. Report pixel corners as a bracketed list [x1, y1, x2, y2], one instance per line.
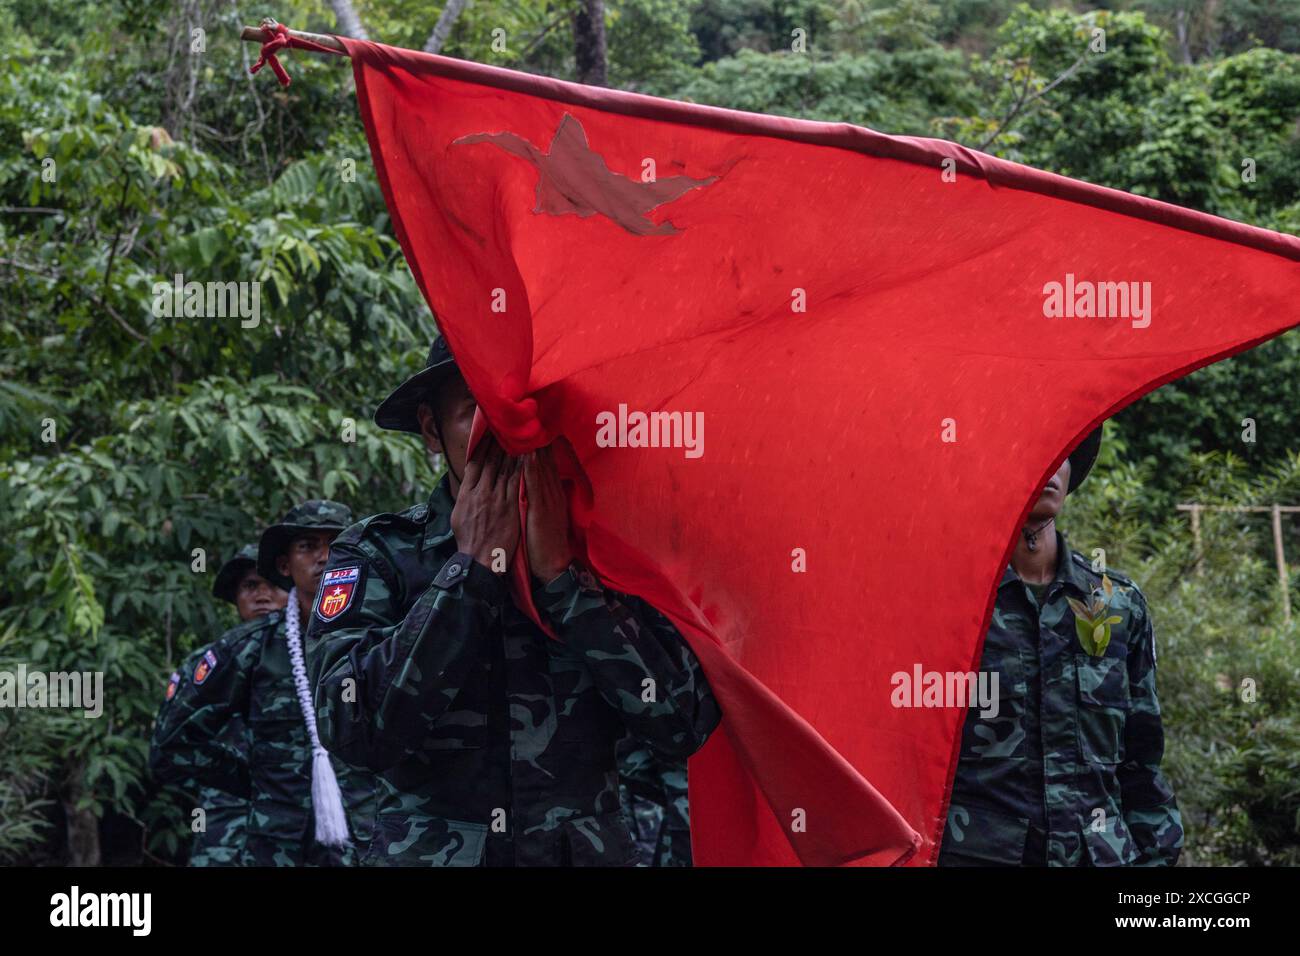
[331, 36, 1300, 866]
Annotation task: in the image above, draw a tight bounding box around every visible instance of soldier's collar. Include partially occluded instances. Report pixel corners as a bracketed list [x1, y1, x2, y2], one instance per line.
[1057, 532, 1096, 596]
[421, 473, 456, 552]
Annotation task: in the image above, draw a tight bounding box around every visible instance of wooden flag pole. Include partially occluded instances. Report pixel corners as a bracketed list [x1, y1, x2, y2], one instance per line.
[240, 18, 348, 56]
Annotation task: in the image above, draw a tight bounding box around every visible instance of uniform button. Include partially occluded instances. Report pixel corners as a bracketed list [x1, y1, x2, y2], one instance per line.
[447, 562, 462, 577]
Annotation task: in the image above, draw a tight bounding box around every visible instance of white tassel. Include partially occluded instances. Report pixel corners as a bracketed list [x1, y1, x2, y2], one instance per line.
[310, 747, 351, 846]
[285, 588, 351, 848]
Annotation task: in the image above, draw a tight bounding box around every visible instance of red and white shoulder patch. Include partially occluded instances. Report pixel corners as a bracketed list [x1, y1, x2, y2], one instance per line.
[193, 648, 218, 685]
[165, 671, 180, 700]
[315, 566, 361, 623]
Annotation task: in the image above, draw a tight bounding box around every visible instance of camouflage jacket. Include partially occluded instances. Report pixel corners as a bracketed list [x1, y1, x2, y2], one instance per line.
[305, 476, 722, 867]
[617, 738, 692, 866]
[152, 645, 249, 867]
[939, 532, 1183, 866]
[149, 612, 376, 866]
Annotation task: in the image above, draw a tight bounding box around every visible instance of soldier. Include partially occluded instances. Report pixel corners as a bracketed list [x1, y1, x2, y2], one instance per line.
[151, 503, 376, 866]
[156, 544, 288, 866]
[306, 335, 722, 866]
[214, 543, 288, 623]
[939, 428, 1183, 866]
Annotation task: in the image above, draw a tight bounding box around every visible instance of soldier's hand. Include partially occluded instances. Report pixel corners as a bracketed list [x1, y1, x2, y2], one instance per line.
[524, 444, 574, 583]
[451, 434, 521, 573]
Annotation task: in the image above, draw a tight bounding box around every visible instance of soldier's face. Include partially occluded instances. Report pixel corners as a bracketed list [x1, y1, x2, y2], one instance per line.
[418, 375, 477, 493]
[234, 568, 287, 621]
[1029, 458, 1071, 522]
[277, 531, 339, 601]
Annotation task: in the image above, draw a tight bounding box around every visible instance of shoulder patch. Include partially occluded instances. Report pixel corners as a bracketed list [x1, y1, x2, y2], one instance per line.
[193, 648, 218, 685]
[165, 671, 180, 700]
[316, 565, 362, 623]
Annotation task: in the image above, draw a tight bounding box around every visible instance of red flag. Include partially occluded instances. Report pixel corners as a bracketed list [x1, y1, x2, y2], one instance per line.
[338, 37, 1300, 865]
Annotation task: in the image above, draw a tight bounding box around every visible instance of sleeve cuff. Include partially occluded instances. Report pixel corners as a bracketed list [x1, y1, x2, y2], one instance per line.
[433, 552, 508, 606]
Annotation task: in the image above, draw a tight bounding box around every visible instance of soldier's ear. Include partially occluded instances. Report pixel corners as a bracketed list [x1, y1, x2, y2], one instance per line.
[276, 553, 291, 578]
[417, 402, 444, 456]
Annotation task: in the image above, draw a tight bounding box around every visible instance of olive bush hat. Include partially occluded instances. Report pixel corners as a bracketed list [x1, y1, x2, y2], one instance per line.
[212, 543, 261, 604]
[257, 500, 354, 590]
[1066, 426, 1103, 494]
[374, 335, 460, 434]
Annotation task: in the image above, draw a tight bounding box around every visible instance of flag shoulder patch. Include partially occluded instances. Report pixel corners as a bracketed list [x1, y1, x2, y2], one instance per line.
[315, 566, 362, 623]
[193, 649, 218, 685]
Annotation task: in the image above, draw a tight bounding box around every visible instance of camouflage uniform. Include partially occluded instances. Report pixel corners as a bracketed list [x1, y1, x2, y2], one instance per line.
[152, 644, 250, 866]
[617, 739, 693, 866]
[305, 475, 722, 866]
[151, 610, 377, 866]
[939, 531, 1183, 866]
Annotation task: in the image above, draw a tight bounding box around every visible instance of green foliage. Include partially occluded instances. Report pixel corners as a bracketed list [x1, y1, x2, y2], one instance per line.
[1215, 0, 1300, 55]
[608, 0, 702, 87]
[1112, 335, 1300, 525]
[834, 0, 943, 53]
[949, 8, 1174, 170]
[0, 3, 433, 862]
[689, 0, 836, 61]
[655, 45, 978, 134]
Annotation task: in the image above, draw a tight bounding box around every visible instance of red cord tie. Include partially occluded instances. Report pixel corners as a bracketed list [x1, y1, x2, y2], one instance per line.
[250, 23, 294, 87]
